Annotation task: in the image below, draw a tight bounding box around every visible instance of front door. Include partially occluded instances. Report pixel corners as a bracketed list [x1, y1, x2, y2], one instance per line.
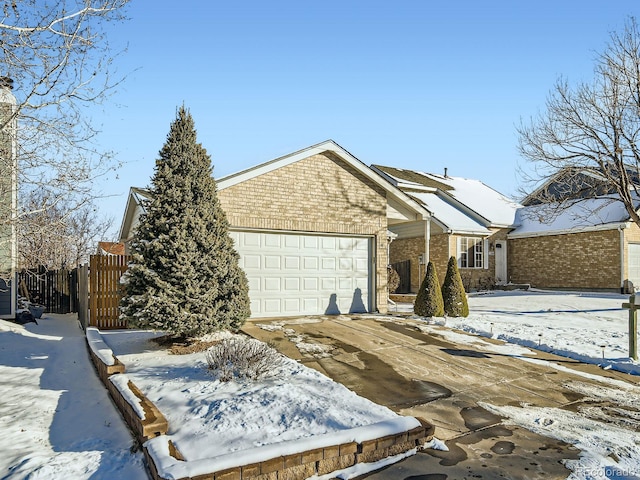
[494, 240, 507, 285]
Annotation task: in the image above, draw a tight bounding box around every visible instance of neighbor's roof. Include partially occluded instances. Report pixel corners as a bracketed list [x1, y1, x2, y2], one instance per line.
[509, 196, 637, 238]
[372, 165, 521, 232]
[97, 241, 125, 256]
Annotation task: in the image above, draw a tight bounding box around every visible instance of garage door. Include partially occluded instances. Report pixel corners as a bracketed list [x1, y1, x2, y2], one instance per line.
[628, 244, 640, 290]
[230, 231, 372, 318]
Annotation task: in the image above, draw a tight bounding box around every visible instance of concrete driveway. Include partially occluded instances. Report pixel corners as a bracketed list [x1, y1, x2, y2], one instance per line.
[242, 314, 640, 480]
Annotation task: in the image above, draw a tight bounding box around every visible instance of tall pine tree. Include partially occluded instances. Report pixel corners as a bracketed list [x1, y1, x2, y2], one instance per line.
[441, 256, 469, 317]
[414, 261, 444, 317]
[119, 107, 250, 337]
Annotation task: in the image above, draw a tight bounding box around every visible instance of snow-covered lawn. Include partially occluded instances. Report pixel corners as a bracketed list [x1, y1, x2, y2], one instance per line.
[454, 289, 638, 375]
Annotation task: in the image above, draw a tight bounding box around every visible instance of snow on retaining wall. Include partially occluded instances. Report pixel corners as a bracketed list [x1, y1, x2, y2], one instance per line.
[144, 417, 434, 480]
[86, 327, 168, 443]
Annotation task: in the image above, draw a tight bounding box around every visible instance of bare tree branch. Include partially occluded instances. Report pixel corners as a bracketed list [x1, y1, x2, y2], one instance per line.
[519, 17, 640, 227]
[0, 0, 129, 281]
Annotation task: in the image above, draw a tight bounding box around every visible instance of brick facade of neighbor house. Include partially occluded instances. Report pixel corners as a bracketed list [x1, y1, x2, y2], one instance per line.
[389, 229, 511, 292]
[623, 223, 640, 289]
[508, 229, 622, 290]
[217, 151, 391, 313]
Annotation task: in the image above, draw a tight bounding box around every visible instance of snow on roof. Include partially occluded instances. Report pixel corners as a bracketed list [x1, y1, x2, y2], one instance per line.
[409, 191, 490, 234]
[510, 196, 634, 237]
[417, 173, 521, 227]
[373, 166, 521, 229]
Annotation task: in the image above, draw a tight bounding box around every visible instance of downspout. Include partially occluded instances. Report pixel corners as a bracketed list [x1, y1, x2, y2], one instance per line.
[424, 217, 430, 266]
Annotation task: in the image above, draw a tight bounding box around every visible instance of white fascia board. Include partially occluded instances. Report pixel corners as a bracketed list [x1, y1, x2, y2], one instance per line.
[217, 140, 431, 221]
[448, 228, 492, 236]
[118, 187, 149, 242]
[507, 222, 629, 239]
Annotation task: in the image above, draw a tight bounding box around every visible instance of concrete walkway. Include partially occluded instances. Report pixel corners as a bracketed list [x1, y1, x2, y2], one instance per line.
[243, 314, 640, 480]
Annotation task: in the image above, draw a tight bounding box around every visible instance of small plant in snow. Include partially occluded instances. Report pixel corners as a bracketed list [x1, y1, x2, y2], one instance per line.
[206, 337, 284, 382]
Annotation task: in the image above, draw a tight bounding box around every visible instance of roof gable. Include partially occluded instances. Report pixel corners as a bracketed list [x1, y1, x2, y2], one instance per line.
[217, 140, 430, 222]
[372, 165, 521, 231]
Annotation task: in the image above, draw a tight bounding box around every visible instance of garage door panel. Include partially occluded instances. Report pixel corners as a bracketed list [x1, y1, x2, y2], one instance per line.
[234, 231, 371, 318]
[284, 256, 300, 269]
[263, 277, 281, 291]
[264, 256, 280, 269]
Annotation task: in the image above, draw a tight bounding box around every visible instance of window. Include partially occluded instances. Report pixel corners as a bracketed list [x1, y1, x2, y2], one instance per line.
[458, 237, 485, 269]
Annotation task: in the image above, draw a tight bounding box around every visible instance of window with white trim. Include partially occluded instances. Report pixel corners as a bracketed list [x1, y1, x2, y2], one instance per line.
[458, 237, 486, 269]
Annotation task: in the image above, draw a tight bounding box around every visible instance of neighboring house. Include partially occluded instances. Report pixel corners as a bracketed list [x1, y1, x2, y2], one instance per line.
[507, 168, 640, 292]
[371, 165, 522, 292]
[96, 241, 126, 256]
[119, 140, 430, 318]
[0, 77, 17, 320]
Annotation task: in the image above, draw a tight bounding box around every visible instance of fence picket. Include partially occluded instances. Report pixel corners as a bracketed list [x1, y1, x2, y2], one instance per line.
[89, 254, 131, 329]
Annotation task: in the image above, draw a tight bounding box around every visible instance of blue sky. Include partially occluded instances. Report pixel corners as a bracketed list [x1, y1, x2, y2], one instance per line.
[92, 1, 640, 235]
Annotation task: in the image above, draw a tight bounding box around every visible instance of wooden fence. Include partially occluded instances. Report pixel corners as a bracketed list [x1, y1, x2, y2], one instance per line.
[18, 267, 79, 314]
[89, 255, 132, 329]
[390, 260, 411, 294]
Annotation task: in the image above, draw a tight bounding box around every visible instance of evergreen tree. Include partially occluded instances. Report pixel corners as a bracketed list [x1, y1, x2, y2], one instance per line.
[441, 256, 469, 317]
[414, 261, 444, 317]
[119, 107, 250, 337]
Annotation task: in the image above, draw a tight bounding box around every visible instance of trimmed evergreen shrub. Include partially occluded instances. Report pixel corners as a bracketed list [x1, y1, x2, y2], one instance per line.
[119, 107, 250, 337]
[441, 256, 469, 317]
[414, 261, 444, 317]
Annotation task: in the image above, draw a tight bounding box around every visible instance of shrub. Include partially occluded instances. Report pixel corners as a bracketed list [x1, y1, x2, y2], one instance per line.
[205, 336, 284, 382]
[387, 266, 400, 294]
[442, 256, 469, 317]
[414, 261, 444, 317]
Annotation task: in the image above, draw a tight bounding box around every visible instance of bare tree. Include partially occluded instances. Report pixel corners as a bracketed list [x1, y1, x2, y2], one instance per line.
[0, 0, 129, 280]
[518, 17, 640, 227]
[18, 190, 113, 270]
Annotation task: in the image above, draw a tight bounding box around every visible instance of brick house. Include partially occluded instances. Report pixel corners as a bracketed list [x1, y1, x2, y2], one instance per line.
[119, 140, 430, 318]
[507, 169, 640, 292]
[371, 165, 521, 292]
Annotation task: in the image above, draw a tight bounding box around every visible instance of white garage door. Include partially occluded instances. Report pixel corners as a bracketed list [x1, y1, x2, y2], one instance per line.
[628, 244, 640, 290]
[231, 231, 372, 318]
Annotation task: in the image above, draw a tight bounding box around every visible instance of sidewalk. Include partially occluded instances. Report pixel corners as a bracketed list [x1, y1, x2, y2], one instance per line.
[0, 314, 148, 479]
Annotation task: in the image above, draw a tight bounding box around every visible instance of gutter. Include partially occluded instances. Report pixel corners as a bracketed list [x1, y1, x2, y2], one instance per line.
[507, 222, 630, 239]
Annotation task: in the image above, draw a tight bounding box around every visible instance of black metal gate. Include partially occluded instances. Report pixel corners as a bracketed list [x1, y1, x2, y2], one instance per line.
[18, 267, 79, 314]
[391, 260, 411, 294]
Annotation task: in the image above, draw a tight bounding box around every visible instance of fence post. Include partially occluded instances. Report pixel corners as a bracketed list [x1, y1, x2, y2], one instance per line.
[622, 294, 639, 361]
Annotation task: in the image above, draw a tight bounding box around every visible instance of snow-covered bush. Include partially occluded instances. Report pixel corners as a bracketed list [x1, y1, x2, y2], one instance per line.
[206, 337, 284, 382]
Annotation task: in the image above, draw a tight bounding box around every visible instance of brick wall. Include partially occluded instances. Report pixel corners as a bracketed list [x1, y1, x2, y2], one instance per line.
[508, 229, 621, 290]
[218, 152, 390, 312]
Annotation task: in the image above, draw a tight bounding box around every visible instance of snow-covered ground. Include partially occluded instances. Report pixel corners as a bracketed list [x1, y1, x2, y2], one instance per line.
[1, 290, 639, 479]
[417, 289, 639, 375]
[394, 289, 640, 480]
[0, 314, 147, 480]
